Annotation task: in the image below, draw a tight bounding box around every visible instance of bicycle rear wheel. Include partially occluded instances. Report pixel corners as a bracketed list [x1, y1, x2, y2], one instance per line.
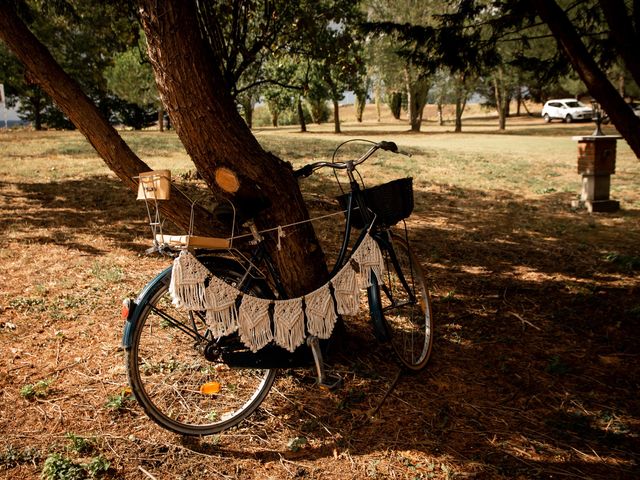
[374, 232, 433, 371]
[125, 263, 276, 436]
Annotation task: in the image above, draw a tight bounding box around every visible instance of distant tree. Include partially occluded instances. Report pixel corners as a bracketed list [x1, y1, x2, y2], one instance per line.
[0, 1, 136, 129]
[529, 0, 640, 158]
[364, 0, 453, 132]
[387, 91, 403, 119]
[105, 34, 164, 130]
[354, 77, 370, 122]
[0, 0, 330, 295]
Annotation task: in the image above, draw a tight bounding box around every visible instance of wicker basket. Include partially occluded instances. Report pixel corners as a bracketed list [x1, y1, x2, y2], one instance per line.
[337, 177, 414, 229]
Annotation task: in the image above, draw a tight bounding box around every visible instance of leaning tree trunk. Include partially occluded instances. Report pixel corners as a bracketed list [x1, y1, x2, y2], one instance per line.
[0, 4, 216, 234]
[531, 0, 640, 158]
[139, 0, 327, 296]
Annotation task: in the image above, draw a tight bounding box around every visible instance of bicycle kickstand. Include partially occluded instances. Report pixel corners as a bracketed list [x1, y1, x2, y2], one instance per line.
[307, 336, 342, 391]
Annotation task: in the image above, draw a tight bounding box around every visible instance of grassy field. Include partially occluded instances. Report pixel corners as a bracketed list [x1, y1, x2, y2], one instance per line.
[0, 111, 639, 479]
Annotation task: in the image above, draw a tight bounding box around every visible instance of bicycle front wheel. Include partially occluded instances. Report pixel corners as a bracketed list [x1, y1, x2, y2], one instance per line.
[125, 265, 276, 436]
[375, 232, 433, 371]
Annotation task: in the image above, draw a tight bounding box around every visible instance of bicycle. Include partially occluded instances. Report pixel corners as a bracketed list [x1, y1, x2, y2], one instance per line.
[121, 139, 433, 436]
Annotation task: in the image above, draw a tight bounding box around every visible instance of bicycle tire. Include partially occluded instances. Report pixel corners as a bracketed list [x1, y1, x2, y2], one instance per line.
[125, 261, 276, 436]
[373, 232, 433, 371]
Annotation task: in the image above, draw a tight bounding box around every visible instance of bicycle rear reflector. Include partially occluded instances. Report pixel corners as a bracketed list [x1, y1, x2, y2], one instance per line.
[200, 382, 221, 395]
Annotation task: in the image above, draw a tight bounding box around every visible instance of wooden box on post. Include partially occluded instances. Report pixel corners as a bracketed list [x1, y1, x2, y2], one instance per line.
[576, 137, 617, 175]
[571, 136, 621, 213]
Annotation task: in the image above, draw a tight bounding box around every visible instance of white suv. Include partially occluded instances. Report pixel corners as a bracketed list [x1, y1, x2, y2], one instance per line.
[542, 99, 593, 123]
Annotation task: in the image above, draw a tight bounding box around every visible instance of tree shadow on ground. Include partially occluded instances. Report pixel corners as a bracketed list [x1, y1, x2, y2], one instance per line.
[0, 177, 156, 254]
[2, 174, 638, 478]
[178, 182, 640, 478]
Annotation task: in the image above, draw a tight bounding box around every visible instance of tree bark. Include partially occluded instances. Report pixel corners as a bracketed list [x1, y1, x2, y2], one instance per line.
[374, 82, 382, 122]
[494, 67, 506, 130]
[530, 0, 640, 158]
[454, 73, 466, 133]
[405, 67, 429, 132]
[138, 0, 327, 296]
[332, 98, 341, 133]
[297, 96, 307, 132]
[599, 0, 640, 88]
[0, 3, 215, 234]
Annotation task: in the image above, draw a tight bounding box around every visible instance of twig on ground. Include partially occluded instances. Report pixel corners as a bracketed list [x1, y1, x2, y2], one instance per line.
[509, 311, 542, 331]
[138, 466, 158, 480]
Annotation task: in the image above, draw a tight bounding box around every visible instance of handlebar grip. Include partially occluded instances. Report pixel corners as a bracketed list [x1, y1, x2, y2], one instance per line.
[294, 164, 314, 179]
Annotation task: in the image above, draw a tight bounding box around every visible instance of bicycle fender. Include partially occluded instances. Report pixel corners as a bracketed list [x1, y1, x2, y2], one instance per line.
[121, 255, 273, 350]
[121, 266, 172, 349]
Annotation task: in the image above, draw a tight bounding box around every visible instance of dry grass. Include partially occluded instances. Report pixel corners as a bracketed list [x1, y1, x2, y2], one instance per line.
[0, 111, 639, 479]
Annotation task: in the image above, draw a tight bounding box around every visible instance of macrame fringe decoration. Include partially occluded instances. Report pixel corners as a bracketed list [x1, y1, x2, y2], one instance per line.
[331, 264, 360, 316]
[352, 234, 385, 288]
[304, 283, 337, 339]
[168, 233, 386, 352]
[169, 250, 210, 309]
[273, 298, 305, 352]
[238, 296, 273, 353]
[203, 275, 239, 337]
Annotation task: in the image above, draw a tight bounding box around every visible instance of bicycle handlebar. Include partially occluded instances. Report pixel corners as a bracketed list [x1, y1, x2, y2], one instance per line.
[293, 140, 409, 178]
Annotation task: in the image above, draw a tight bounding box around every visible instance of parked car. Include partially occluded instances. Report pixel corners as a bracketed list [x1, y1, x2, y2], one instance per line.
[542, 99, 593, 123]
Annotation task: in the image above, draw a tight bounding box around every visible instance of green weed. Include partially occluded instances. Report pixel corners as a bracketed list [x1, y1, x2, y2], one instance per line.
[66, 433, 94, 455]
[604, 252, 640, 272]
[41, 453, 86, 480]
[287, 436, 307, 452]
[20, 378, 54, 400]
[90, 262, 124, 283]
[440, 290, 458, 303]
[0, 444, 41, 469]
[104, 390, 134, 411]
[84, 456, 110, 478]
[41, 452, 110, 480]
[627, 305, 640, 317]
[9, 296, 47, 313]
[546, 355, 570, 375]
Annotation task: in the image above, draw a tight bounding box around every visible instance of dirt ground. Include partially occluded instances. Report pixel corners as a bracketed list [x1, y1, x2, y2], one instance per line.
[0, 122, 639, 479]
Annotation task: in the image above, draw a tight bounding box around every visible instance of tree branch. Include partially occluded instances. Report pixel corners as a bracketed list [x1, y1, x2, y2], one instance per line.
[599, 0, 640, 86]
[530, 0, 640, 158]
[0, 2, 218, 234]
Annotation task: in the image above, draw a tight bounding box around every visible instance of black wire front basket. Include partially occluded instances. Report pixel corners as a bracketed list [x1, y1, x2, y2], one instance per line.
[337, 177, 414, 229]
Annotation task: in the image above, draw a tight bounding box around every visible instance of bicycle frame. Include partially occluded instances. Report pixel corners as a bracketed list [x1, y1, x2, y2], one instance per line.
[123, 141, 418, 367]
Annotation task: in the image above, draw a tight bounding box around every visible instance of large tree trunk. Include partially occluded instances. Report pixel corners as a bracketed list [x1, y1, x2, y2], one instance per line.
[139, 0, 327, 296]
[531, 0, 640, 158]
[599, 0, 640, 87]
[0, 3, 215, 234]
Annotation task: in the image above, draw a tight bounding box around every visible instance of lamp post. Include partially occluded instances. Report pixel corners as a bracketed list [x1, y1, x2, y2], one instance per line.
[591, 101, 605, 137]
[571, 101, 620, 212]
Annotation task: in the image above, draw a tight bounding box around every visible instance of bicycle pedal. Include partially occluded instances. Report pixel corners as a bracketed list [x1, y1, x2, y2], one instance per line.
[318, 374, 343, 391]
